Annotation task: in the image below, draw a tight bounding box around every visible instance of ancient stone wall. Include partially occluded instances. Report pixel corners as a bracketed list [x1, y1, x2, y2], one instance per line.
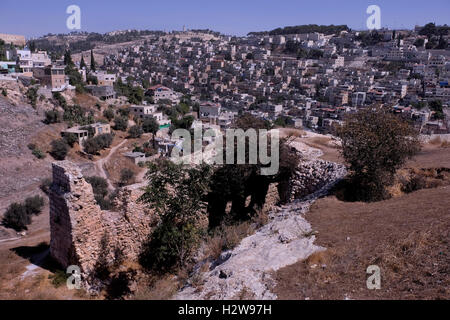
[49, 161, 155, 283]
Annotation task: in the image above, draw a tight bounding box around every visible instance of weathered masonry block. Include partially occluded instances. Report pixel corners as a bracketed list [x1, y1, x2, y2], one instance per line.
[49, 161, 154, 282]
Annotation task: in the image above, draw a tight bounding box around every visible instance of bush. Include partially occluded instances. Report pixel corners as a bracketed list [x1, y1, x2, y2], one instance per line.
[63, 133, 78, 147]
[139, 222, 200, 272]
[142, 118, 159, 134]
[94, 195, 114, 211]
[26, 87, 38, 107]
[52, 92, 67, 107]
[32, 148, 46, 159]
[119, 168, 135, 186]
[2, 203, 31, 231]
[128, 125, 143, 138]
[63, 105, 94, 126]
[86, 176, 109, 198]
[50, 139, 69, 160]
[25, 195, 45, 215]
[103, 108, 115, 121]
[49, 270, 69, 288]
[28, 143, 46, 159]
[113, 117, 128, 131]
[83, 133, 113, 155]
[1, 88, 7, 97]
[44, 110, 61, 124]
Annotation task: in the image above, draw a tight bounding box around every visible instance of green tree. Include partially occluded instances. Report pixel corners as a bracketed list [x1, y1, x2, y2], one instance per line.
[113, 117, 128, 131]
[128, 125, 143, 138]
[80, 55, 86, 69]
[44, 110, 61, 124]
[50, 139, 69, 160]
[337, 108, 420, 201]
[26, 87, 38, 108]
[90, 49, 96, 72]
[86, 176, 109, 198]
[103, 108, 115, 121]
[24, 196, 44, 215]
[2, 203, 31, 231]
[138, 160, 212, 271]
[64, 50, 73, 66]
[142, 117, 160, 147]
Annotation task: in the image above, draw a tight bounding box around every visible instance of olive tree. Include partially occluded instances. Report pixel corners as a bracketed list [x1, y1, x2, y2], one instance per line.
[337, 108, 420, 201]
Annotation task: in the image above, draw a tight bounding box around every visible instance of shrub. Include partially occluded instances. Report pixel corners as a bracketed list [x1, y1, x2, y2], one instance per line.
[86, 176, 109, 198]
[44, 110, 61, 124]
[94, 195, 113, 211]
[83, 133, 113, 155]
[50, 139, 69, 160]
[2, 203, 31, 231]
[113, 117, 128, 131]
[139, 222, 200, 272]
[119, 168, 135, 186]
[142, 118, 159, 134]
[40, 178, 53, 194]
[63, 105, 94, 126]
[337, 108, 420, 201]
[25, 195, 45, 215]
[26, 87, 38, 107]
[1, 88, 7, 97]
[32, 148, 46, 159]
[52, 92, 67, 107]
[49, 270, 69, 288]
[128, 125, 143, 138]
[103, 108, 115, 121]
[63, 133, 78, 147]
[138, 160, 212, 271]
[116, 107, 130, 117]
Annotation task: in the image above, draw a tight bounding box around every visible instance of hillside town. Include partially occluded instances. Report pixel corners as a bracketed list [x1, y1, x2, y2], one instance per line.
[1, 24, 450, 140]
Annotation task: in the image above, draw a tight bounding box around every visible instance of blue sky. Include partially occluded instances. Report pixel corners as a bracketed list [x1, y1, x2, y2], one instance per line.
[1, 0, 449, 38]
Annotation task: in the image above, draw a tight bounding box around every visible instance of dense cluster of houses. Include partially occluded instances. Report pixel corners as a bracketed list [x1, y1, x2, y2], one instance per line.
[100, 27, 449, 134]
[1, 25, 449, 135]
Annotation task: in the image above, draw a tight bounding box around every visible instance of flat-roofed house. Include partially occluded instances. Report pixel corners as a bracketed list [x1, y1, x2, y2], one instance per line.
[93, 71, 117, 86]
[85, 85, 116, 100]
[33, 65, 68, 90]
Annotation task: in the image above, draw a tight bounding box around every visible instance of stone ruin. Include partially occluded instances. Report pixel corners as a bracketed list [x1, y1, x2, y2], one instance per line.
[48, 158, 342, 292]
[49, 161, 156, 284]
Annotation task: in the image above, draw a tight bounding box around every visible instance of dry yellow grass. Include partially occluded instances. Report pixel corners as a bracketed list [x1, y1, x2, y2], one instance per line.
[283, 128, 306, 138]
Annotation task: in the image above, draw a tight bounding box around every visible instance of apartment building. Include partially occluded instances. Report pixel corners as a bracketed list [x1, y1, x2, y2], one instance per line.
[31, 51, 52, 67]
[93, 71, 117, 86]
[33, 65, 68, 90]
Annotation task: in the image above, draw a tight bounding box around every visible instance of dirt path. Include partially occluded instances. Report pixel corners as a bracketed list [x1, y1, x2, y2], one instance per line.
[94, 140, 127, 190]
